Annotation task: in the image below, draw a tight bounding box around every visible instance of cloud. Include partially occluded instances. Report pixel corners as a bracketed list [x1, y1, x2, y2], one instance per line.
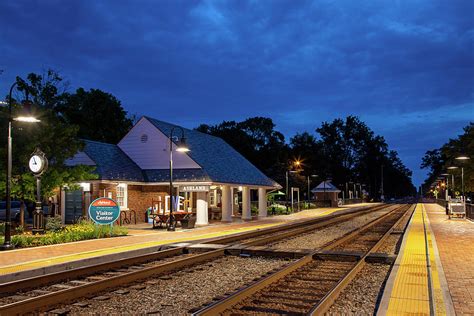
[0, 0, 472, 186]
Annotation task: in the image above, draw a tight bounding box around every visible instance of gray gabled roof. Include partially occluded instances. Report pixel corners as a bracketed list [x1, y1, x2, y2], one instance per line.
[311, 181, 341, 193]
[144, 116, 279, 188]
[72, 118, 280, 188]
[81, 140, 144, 182]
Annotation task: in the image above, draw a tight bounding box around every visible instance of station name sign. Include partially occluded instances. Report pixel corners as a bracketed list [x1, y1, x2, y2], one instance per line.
[181, 185, 210, 192]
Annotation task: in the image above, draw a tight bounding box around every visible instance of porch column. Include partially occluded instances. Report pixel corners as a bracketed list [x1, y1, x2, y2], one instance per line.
[221, 185, 232, 222]
[242, 186, 251, 220]
[196, 191, 208, 226]
[258, 187, 267, 218]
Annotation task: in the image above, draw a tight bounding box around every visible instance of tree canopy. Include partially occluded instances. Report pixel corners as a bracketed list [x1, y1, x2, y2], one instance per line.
[57, 88, 134, 144]
[421, 122, 473, 197]
[0, 71, 97, 201]
[197, 115, 416, 199]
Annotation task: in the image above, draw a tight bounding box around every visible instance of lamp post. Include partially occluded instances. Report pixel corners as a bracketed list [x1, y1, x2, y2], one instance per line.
[455, 155, 470, 202]
[167, 126, 190, 231]
[1, 82, 40, 251]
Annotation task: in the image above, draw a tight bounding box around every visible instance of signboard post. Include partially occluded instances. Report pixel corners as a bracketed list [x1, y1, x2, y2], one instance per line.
[88, 197, 121, 226]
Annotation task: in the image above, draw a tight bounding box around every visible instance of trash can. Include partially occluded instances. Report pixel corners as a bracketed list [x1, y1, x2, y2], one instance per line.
[181, 216, 196, 229]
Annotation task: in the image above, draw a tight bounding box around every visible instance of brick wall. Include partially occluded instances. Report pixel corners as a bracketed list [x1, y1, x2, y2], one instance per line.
[128, 185, 168, 222]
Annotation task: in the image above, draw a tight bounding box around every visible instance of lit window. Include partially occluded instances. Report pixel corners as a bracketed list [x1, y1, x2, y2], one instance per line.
[116, 184, 128, 209]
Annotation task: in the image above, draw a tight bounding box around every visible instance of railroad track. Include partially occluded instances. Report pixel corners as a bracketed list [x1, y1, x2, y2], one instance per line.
[0, 203, 401, 314]
[193, 204, 415, 316]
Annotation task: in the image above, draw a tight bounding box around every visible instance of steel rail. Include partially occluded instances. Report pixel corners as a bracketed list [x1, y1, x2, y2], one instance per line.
[0, 249, 225, 315]
[0, 203, 386, 314]
[0, 204, 383, 294]
[309, 204, 416, 315]
[193, 204, 414, 316]
[202, 203, 387, 245]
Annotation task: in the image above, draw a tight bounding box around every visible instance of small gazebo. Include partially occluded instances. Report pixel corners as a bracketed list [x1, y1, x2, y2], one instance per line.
[311, 181, 341, 207]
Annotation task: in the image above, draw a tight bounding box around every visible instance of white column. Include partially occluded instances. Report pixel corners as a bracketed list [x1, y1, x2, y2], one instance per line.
[258, 187, 267, 218]
[196, 191, 208, 226]
[221, 185, 232, 222]
[242, 186, 251, 220]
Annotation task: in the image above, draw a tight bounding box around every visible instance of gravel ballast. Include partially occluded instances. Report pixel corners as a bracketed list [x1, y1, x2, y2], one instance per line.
[326, 263, 390, 315]
[58, 256, 291, 315]
[269, 208, 395, 250]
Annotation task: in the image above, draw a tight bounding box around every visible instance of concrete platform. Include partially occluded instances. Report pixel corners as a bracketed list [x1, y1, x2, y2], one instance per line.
[378, 204, 455, 315]
[0, 203, 376, 280]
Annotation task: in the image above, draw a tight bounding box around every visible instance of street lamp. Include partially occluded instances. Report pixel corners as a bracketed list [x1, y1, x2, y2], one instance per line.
[1, 82, 40, 251]
[167, 126, 190, 231]
[455, 155, 470, 202]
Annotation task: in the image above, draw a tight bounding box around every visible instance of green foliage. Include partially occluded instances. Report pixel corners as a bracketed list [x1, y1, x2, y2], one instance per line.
[421, 122, 473, 195]
[0, 70, 98, 201]
[197, 116, 416, 199]
[11, 221, 128, 248]
[57, 88, 134, 144]
[45, 216, 63, 232]
[15, 225, 24, 235]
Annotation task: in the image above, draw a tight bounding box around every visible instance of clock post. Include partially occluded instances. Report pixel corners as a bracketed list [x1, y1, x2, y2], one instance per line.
[29, 149, 48, 234]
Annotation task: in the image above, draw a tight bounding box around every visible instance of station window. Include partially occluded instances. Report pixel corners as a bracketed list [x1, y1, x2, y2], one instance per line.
[116, 183, 128, 209]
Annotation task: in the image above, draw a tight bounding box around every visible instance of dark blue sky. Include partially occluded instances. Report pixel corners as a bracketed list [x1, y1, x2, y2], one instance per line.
[1, 0, 473, 186]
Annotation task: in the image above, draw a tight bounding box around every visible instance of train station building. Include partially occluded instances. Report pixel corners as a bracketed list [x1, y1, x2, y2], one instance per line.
[63, 116, 280, 225]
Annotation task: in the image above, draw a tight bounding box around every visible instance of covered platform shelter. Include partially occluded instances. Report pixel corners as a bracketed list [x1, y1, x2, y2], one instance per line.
[311, 181, 341, 207]
[64, 116, 280, 226]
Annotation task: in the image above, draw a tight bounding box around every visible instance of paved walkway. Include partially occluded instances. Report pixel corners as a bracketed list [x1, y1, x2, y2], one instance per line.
[425, 203, 474, 315]
[0, 203, 374, 276]
[381, 204, 451, 315]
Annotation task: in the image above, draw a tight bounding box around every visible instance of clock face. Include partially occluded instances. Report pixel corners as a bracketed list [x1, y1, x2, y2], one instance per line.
[29, 155, 44, 173]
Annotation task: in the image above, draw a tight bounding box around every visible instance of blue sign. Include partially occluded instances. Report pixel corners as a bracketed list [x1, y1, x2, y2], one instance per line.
[88, 197, 120, 225]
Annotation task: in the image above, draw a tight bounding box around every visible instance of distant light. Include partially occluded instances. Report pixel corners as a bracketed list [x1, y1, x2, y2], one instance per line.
[447, 166, 459, 170]
[441, 173, 449, 176]
[14, 116, 40, 123]
[238, 186, 243, 192]
[176, 147, 190, 152]
[0, 101, 7, 105]
[455, 155, 470, 160]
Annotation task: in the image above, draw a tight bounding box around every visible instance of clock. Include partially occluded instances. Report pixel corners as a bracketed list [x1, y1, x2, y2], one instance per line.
[29, 150, 48, 175]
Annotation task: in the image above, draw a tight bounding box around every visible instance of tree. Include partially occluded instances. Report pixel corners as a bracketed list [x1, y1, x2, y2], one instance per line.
[0, 70, 97, 202]
[421, 123, 474, 196]
[315, 116, 415, 198]
[196, 117, 289, 185]
[57, 88, 134, 144]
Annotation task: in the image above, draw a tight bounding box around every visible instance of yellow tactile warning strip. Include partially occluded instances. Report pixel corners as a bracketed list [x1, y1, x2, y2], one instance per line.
[385, 204, 447, 316]
[0, 208, 345, 275]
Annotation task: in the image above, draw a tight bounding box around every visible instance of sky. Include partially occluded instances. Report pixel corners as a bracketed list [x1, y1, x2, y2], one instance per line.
[1, 0, 473, 186]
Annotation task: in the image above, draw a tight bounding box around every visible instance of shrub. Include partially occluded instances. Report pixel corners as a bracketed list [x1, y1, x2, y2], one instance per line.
[15, 225, 25, 235]
[11, 221, 128, 248]
[0, 223, 5, 235]
[45, 216, 63, 232]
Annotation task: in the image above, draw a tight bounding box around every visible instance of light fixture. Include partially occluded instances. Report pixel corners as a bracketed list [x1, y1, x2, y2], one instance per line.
[176, 137, 190, 152]
[448, 166, 459, 170]
[14, 116, 41, 123]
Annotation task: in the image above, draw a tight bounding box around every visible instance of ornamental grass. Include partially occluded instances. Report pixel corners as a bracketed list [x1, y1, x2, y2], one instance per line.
[11, 220, 128, 248]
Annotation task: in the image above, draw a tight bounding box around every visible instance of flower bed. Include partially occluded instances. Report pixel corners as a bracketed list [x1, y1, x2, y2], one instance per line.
[10, 221, 128, 248]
